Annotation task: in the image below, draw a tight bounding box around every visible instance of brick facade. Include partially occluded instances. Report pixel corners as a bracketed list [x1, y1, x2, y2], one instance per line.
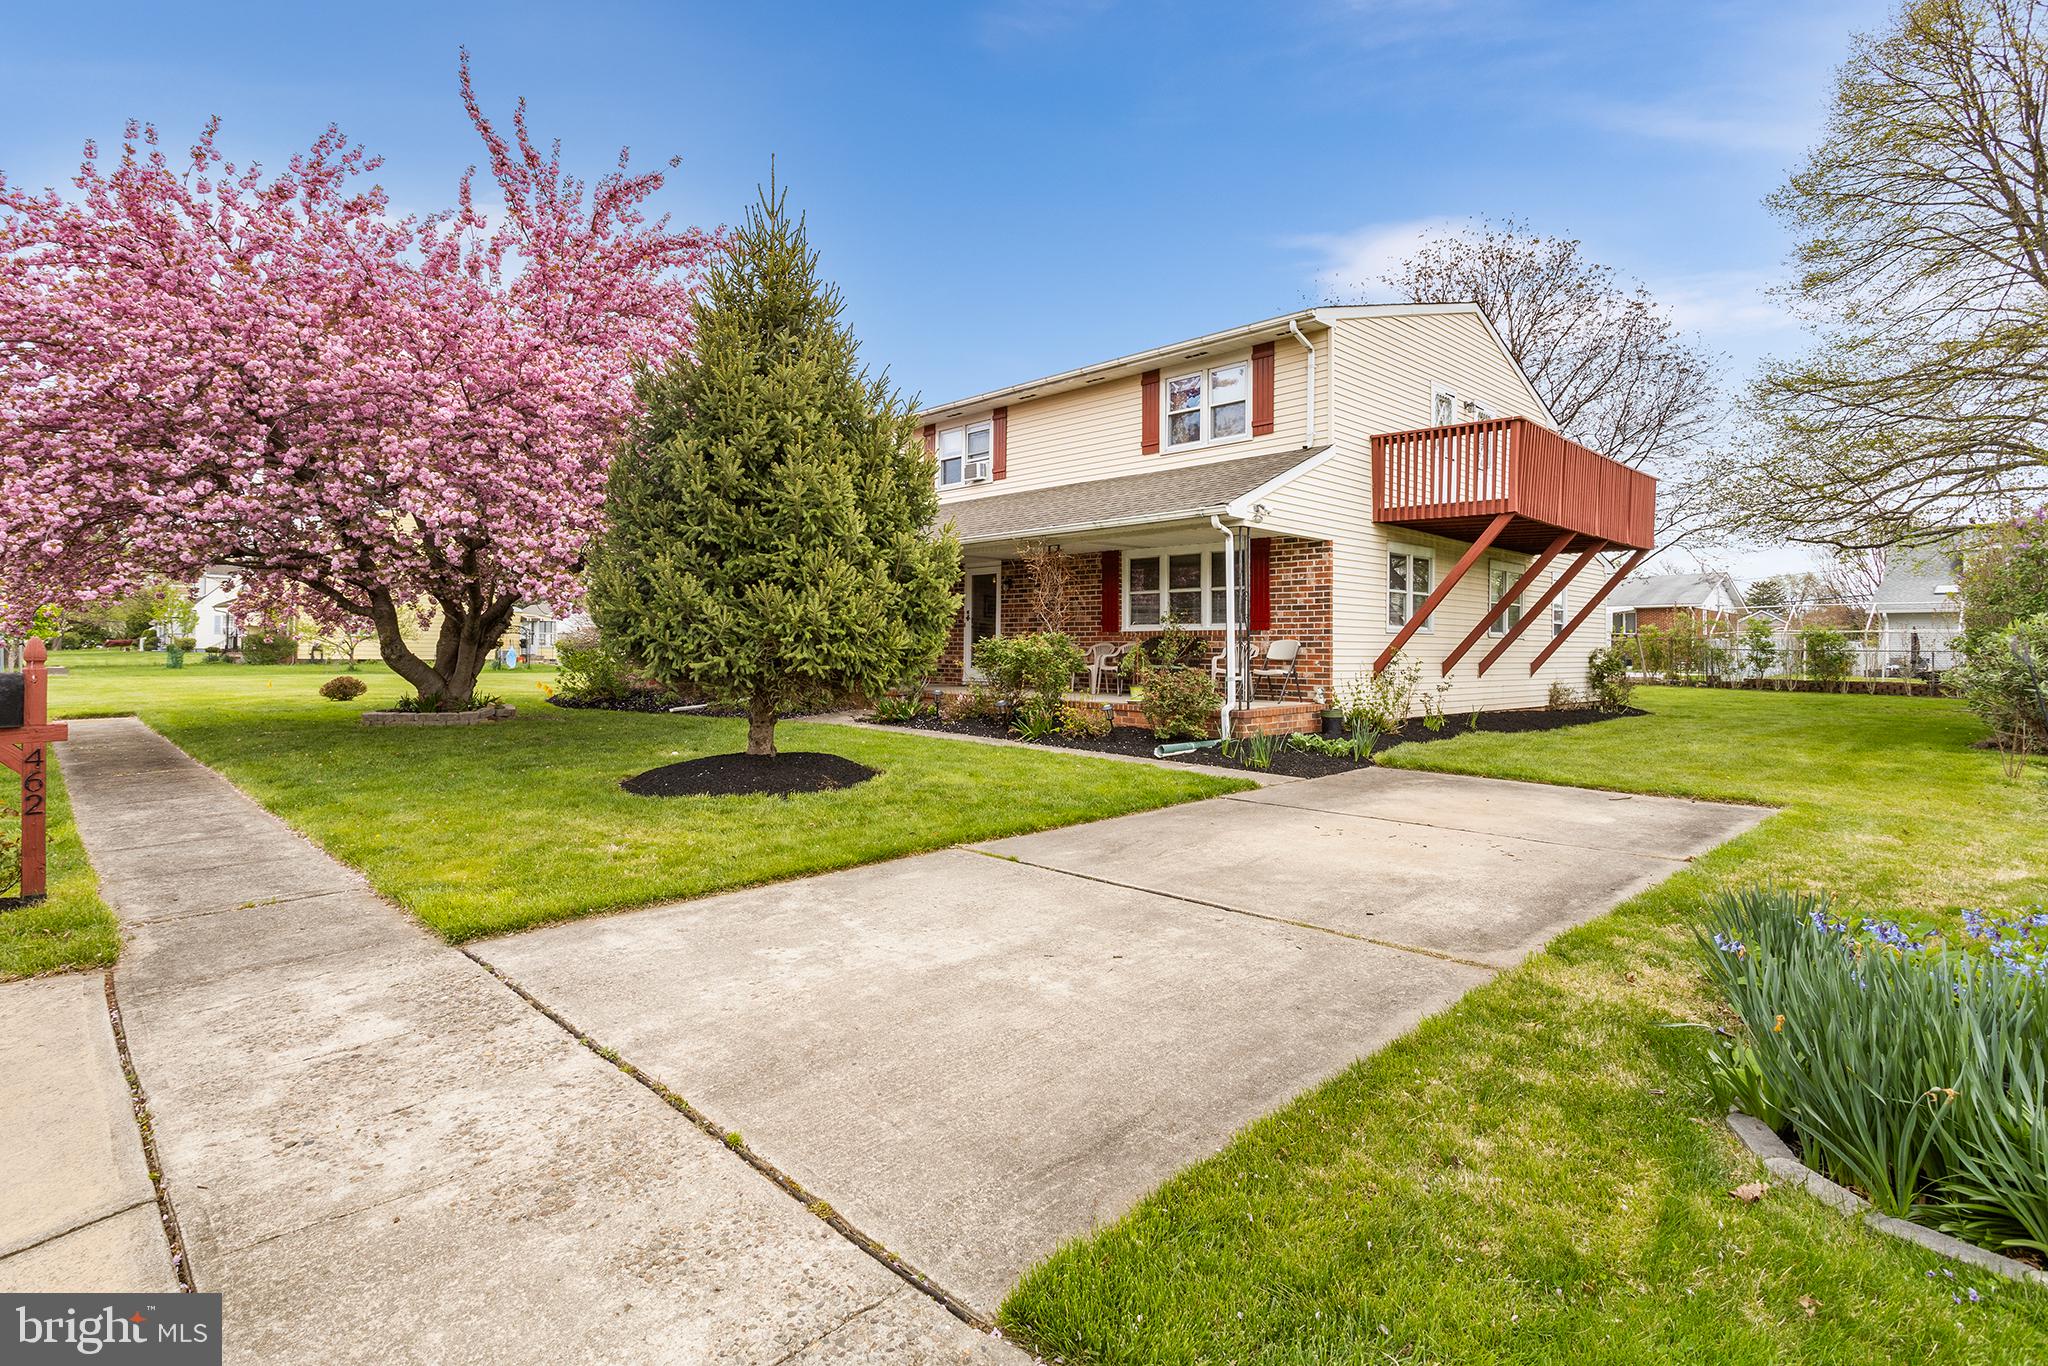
[1615, 605, 1740, 635]
[936, 536, 1335, 700]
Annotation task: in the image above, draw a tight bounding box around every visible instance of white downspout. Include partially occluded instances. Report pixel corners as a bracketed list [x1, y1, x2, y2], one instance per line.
[1211, 513, 1238, 741]
[1287, 319, 1317, 447]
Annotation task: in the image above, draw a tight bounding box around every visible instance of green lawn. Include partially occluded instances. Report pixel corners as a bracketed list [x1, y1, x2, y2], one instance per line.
[46, 651, 1247, 941]
[0, 755, 120, 980]
[1002, 687, 2048, 1363]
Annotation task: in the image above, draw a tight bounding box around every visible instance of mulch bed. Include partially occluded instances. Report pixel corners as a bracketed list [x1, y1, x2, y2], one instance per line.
[621, 751, 878, 798]
[891, 705, 1643, 778]
[551, 693, 837, 719]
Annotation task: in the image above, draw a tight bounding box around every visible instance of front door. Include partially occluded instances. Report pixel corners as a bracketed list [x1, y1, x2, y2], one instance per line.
[964, 570, 1000, 681]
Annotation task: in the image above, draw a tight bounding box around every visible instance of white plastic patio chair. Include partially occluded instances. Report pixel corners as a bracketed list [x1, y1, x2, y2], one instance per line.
[1250, 638, 1303, 699]
[1084, 641, 1121, 694]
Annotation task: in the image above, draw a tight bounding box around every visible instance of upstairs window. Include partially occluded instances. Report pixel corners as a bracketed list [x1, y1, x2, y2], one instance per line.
[935, 421, 993, 487]
[1432, 386, 1458, 426]
[1165, 360, 1251, 449]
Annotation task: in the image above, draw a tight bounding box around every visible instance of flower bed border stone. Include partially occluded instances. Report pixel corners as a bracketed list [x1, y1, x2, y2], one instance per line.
[359, 704, 517, 728]
[1725, 1108, 2048, 1286]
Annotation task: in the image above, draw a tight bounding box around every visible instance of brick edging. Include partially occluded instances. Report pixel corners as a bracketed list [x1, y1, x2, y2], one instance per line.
[1725, 1109, 2048, 1286]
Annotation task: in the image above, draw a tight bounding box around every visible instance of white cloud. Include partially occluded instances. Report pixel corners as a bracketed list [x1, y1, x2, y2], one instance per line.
[1286, 217, 1469, 300]
[974, 0, 1114, 47]
[1290, 222, 1810, 372]
[1653, 268, 1799, 342]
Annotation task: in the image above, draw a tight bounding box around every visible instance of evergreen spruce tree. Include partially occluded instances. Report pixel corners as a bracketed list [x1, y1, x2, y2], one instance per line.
[589, 181, 961, 758]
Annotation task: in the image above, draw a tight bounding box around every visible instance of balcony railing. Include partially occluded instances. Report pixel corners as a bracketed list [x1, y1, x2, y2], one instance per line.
[1371, 416, 1655, 552]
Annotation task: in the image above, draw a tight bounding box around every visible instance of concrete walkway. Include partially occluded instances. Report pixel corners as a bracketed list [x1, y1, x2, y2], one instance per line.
[56, 718, 1011, 1365]
[0, 972, 177, 1292]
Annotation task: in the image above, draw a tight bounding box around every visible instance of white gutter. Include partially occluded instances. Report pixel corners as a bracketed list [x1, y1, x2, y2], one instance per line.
[1287, 319, 1317, 446]
[1210, 514, 1239, 740]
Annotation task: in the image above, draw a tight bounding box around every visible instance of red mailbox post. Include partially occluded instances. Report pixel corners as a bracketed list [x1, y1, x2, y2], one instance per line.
[2, 639, 68, 905]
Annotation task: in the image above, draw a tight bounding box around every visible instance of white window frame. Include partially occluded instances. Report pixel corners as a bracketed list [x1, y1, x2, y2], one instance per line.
[1552, 594, 1568, 638]
[1162, 356, 1255, 452]
[1123, 546, 1234, 629]
[1486, 557, 1525, 637]
[1431, 385, 1499, 425]
[1613, 609, 1638, 637]
[1386, 543, 1436, 634]
[935, 420, 992, 488]
[1430, 385, 1459, 426]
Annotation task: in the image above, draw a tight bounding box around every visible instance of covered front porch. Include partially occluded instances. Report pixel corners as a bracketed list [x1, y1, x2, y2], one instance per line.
[934, 447, 1339, 735]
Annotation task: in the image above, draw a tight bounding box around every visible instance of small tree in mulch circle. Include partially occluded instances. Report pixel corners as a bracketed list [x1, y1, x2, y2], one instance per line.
[589, 177, 961, 758]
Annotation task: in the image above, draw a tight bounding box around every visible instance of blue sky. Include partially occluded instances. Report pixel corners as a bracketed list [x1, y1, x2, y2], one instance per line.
[3, 0, 1883, 571]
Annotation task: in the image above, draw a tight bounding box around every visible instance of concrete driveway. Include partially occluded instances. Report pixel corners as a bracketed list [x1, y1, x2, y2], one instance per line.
[478, 764, 1766, 1316]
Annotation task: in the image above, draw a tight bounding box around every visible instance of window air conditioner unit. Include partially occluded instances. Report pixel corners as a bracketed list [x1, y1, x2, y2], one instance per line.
[964, 457, 992, 484]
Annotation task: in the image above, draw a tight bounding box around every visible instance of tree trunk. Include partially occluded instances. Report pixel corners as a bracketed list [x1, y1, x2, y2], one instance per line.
[363, 587, 515, 711]
[746, 695, 777, 757]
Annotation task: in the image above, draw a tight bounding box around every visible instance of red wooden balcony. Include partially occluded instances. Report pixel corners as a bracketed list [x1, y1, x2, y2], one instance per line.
[1370, 416, 1655, 553]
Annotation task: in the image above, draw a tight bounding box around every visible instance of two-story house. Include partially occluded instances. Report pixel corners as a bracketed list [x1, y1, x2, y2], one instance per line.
[918, 303, 1656, 734]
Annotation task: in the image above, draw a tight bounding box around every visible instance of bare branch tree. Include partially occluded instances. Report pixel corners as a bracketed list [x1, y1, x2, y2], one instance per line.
[1015, 541, 1082, 635]
[1366, 218, 1725, 548]
[1734, 0, 2048, 548]
[1374, 220, 1724, 467]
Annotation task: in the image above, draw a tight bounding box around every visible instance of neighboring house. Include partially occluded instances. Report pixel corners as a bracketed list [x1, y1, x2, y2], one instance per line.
[1871, 537, 1966, 673]
[917, 303, 1657, 729]
[1605, 572, 1744, 637]
[192, 567, 241, 650]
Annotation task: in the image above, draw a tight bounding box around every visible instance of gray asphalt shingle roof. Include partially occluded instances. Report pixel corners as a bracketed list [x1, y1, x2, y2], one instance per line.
[939, 446, 1330, 543]
[1874, 539, 1966, 612]
[1604, 571, 1743, 611]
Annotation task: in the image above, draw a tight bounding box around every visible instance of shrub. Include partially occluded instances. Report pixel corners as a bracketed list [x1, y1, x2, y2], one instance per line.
[1740, 616, 1779, 678]
[974, 632, 1085, 711]
[1798, 627, 1855, 685]
[1959, 506, 2048, 631]
[1221, 732, 1277, 771]
[1337, 652, 1422, 732]
[1585, 644, 1635, 712]
[941, 685, 1005, 724]
[1546, 681, 1578, 709]
[554, 628, 630, 702]
[1009, 697, 1063, 742]
[1123, 620, 1219, 741]
[1058, 702, 1113, 740]
[1132, 667, 1219, 741]
[1695, 887, 2048, 1252]
[870, 692, 931, 724]
[241, 630, 297, 665]
[319, 675, 368, 702]
[1947, 613, 2048, 769]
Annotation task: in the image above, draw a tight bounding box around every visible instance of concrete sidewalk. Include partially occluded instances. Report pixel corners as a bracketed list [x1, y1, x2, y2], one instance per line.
[56, 718, 1012, 1365]
[0, 972, 177, 1293]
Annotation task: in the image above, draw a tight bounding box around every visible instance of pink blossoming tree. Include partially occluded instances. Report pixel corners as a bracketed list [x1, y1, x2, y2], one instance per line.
[0, 56, 716, 707]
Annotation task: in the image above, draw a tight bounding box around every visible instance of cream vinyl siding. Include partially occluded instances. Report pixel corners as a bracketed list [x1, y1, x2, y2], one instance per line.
[1255, 310, 1610, 712]
[935, 326, 1330, 504]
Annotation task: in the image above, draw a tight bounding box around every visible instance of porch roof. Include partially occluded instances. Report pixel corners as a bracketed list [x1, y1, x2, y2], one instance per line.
[941, 446, 1331, 545]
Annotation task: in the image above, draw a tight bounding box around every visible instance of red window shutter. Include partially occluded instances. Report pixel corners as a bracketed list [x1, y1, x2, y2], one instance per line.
[1251, 341, 1276, 436]
[1249, 538, 1273, 631]
[1100, 551, 1122, 632]
[991, 406, 1008, 480]
[923, 423, 936, 455]
[1140, 370, 1160, 454]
